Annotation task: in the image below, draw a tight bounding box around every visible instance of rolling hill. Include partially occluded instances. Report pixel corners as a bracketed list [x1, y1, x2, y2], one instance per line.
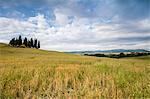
[69, 49, 149, 54]
[0, 43, 150, 98]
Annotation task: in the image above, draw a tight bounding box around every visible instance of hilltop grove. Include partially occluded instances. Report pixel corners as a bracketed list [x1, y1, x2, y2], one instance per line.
[9, 35, 40, 49]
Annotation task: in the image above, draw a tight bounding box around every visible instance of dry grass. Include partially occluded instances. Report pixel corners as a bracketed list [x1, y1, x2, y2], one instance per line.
[0, 43, 150, 98]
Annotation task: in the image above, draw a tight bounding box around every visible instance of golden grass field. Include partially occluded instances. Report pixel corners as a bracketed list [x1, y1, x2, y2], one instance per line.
[0, 43, 150, 98]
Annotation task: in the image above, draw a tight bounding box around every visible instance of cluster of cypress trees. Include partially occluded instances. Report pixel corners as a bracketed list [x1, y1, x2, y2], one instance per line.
[9, 35, 40, 49]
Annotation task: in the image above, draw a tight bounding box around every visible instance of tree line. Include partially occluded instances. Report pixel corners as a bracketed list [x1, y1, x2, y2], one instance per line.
[9, 35, 40, 49]
[84, 52, 150, 58]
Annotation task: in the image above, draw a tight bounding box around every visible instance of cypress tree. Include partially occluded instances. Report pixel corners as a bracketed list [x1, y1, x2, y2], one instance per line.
[31, 38, 33, 48]
[14, 38, 18, 46]
[27, 40, 31, 48]
[23, 37, 28, 47]
[16, 38, 20, 46]
[38, 41, 40, 49]
[12, 38, 15, 46]
[34, 39, 37, 48]
[19, 35, 22, 46]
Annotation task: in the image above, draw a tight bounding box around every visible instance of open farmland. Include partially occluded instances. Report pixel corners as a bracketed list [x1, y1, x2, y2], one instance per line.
[0, 43, 150, 98]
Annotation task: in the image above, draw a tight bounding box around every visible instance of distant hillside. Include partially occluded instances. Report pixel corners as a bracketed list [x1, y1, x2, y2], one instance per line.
[69, 49, 149, 54]
[0, 43, 97, 64]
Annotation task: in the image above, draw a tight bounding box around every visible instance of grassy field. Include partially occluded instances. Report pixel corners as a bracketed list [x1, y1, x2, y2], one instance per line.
[0, 43, 150, 98]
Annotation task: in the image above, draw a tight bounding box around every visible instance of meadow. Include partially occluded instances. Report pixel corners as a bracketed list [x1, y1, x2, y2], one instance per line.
[0, 43, 150, 98]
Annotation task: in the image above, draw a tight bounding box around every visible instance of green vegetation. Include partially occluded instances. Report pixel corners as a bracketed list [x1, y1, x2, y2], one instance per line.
[85, 52, 150, 58]
[0, 43, 150, 98]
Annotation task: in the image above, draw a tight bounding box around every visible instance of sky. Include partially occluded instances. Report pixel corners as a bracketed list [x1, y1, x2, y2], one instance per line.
[0, 0, 150, 51]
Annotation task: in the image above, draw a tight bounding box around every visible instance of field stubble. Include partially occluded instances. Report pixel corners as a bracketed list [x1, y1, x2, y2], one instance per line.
[0, 43, 150, 98]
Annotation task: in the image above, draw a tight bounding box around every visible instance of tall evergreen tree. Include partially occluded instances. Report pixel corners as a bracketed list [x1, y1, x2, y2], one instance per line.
[14, 38, 18, 46]
[16, 37, 20, 46]
[23, 37, 28, 47]
[11, 38, 15, 46]
[19, 35, 22, 46]
[9, 37, 17, 47]
[38, 41, 40, 49]
[34, 39, 37, 48]
[27, 40, 31, 48]
[31, 38, 33, 48]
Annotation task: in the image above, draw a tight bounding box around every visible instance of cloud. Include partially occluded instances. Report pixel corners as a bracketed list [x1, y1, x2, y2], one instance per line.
[0, 0, 149, 51]
[0, 13, 149, 51]
[28, 14, 48, 29]
[54, 9, 70, 26]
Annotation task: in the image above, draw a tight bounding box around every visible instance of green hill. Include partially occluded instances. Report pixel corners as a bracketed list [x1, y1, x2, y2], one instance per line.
[0, 43, 150, 98]
[0, 43, 99, 66]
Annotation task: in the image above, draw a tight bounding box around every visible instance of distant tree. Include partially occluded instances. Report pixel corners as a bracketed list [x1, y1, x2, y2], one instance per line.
[12, 38, 15, 46]
[23, 37, 28, 47]
[34, 39, 37, 48]
[119, 52, 125, 58]
[18, 35, 22, 46]
[9, 38, 15, 46]
[31, 38, 34, 48]
[38, 41, 40, 49]
[131, 52, 135, 56]
[9, 36, 41, 49]
[14, 38, 19, 46]
[27, 40, 31, 48]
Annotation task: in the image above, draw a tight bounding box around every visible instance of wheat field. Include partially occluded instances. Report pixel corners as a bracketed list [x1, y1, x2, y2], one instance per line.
[0, 43, 150, 98]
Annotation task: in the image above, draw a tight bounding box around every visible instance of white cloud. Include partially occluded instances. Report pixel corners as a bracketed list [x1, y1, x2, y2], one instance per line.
[0, 17, 36, 34]
[28, 14, 48, 29]
[0, 12, 150, 51]
[138, 19, 150, 30]
[54, 9, 70, 26]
